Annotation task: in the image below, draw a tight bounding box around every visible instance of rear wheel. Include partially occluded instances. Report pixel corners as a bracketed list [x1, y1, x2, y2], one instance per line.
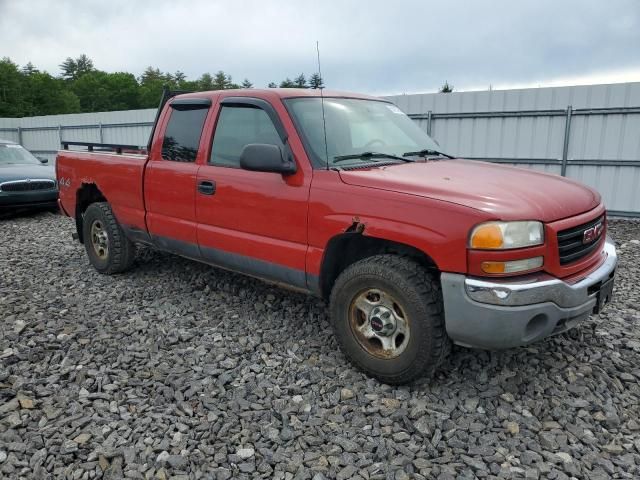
[330, 255, 449, 384]
[82, 202, 135, 274]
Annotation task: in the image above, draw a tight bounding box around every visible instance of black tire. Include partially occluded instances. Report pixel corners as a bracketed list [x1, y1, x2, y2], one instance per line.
[330, 255, 449, 384]
[82, 202, 136, 274]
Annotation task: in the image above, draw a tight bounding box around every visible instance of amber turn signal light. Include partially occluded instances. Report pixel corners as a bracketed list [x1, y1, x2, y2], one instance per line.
[470, 223, 504, 249]
[481, 257, 543, 274]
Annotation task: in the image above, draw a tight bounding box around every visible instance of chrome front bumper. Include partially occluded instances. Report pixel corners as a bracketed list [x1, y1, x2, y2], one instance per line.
[441, 237, 617, 349]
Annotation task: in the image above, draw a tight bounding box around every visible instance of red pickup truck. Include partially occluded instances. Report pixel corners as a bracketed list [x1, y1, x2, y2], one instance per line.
[56, 88, 617, 384]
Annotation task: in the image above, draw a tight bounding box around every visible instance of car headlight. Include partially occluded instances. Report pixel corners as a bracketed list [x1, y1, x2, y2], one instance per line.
[469, 221, 544, 250]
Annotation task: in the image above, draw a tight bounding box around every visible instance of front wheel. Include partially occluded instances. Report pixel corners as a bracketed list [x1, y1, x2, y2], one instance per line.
[330, 255, 449, 384]
[82, 202, 136, 274]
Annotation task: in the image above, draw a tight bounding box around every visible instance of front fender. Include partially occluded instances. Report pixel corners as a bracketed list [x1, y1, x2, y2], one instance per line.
[320, 213, 464, 272]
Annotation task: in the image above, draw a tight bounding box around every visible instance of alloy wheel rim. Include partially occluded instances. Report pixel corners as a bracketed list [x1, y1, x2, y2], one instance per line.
[349, 288, 410, 359]
[90, 220, 109, 260]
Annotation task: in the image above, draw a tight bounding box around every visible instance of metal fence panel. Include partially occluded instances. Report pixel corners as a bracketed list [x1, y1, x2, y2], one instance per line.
[383, 82, 640, 215]
[0, 129, 20, 144]
[567, 164, 640, 214]
[0, 117, 20, 144]
[102, 123, 154, 147]
[6, 109, 157, 162]
[568, 113, 640, 161]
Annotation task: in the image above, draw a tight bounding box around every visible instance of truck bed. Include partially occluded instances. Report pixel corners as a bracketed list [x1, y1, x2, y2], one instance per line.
[56, 150, 148, 233]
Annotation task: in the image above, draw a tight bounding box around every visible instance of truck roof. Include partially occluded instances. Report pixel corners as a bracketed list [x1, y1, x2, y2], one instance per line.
[173, 88, 383, 102]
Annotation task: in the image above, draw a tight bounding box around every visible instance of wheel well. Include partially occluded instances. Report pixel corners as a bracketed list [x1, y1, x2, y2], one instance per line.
[75, 183, 107, 243]
[319, 232, 439, 299]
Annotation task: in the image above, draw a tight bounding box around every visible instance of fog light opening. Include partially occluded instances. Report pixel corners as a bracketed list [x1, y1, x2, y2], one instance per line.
[523, 314, 549, 342]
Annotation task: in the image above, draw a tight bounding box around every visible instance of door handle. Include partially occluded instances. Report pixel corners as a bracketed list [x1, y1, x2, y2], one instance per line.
[197, 180, 216, 195]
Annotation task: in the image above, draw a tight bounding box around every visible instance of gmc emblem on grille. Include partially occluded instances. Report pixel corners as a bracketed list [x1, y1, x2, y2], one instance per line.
[583, 222, 604, 244]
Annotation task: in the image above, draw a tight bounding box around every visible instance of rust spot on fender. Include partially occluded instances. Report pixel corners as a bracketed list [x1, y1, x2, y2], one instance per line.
[346, 217, 366, 234]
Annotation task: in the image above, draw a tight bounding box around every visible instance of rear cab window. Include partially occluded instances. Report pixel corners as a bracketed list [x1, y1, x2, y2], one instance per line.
[161, 107, 209, 162]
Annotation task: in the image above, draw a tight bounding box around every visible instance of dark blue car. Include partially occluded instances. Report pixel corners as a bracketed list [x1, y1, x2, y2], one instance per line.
[0, 139, 58, 212]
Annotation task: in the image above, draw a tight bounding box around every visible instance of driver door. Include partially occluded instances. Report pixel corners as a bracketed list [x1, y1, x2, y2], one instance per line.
[195, 97, 311, 288]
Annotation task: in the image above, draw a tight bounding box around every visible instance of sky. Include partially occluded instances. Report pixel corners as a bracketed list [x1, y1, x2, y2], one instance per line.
[1, 0, 639, 95]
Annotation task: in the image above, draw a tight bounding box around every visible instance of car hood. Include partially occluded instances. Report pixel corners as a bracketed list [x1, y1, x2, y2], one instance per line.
[338, 159, 601, 222]
[0, 164, 56, 183]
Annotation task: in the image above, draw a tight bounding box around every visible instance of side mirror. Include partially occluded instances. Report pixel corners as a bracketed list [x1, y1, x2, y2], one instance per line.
[239, 144, 296, 175]
[38, 157, 48, 164]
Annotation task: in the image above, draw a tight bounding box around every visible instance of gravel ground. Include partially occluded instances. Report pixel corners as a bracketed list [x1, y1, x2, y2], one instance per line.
[1, 212, 639, 480]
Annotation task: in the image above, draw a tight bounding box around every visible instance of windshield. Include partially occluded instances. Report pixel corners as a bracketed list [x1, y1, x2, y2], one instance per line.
[285, 97, 446, 168]
[0, 144, 42, 165]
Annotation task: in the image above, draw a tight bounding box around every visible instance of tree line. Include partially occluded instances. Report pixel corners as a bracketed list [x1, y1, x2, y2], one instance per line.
[0, 54, 325, 118]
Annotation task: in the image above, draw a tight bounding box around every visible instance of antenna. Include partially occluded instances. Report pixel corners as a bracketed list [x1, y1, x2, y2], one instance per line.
[316, 41, 330, 170]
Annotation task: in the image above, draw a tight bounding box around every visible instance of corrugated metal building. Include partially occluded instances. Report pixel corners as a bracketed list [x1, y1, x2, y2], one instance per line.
[1, 82, 639, 215]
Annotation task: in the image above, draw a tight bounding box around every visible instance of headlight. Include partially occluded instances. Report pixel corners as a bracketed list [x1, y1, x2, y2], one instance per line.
[469, 221, 544, 250]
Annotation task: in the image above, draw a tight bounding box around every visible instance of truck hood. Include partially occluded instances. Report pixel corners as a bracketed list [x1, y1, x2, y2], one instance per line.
[0, 164, 56, 183]
[338, 159, 600, 222]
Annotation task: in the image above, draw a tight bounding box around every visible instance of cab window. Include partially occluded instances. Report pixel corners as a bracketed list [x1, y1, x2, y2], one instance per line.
[210, 105, 283, 168]
[161, 108, 208, 162]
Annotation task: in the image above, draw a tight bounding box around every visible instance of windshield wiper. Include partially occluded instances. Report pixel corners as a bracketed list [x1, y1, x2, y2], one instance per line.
[334, 151, 412, 163]
[402, 149, 454, 159]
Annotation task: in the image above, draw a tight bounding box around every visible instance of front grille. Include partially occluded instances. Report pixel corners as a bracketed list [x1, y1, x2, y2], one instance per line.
[557, 215, 605, 265]
[0, 180, 56, 192]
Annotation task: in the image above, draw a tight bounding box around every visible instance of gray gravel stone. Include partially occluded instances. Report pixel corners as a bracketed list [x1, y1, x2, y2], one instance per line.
[1, 213, 639, 478]
[236, 447, 255, 459]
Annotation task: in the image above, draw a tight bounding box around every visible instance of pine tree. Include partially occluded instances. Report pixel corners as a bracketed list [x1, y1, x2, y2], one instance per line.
[213, 70, 229, 90]
[75, 54, 94, 77]
[439, 81, 453, 93]
[279, 78, 295, 88]
[140, 67, 164, 85]
[309, 73, 324, 89]
[21, 62, 39, 75]
[198, 73, 214, 90]
[241, 79, 253, 88]
[59, 57, 77, 80]
[226, 75, 240, 89]
[293, 73, 307, 88]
